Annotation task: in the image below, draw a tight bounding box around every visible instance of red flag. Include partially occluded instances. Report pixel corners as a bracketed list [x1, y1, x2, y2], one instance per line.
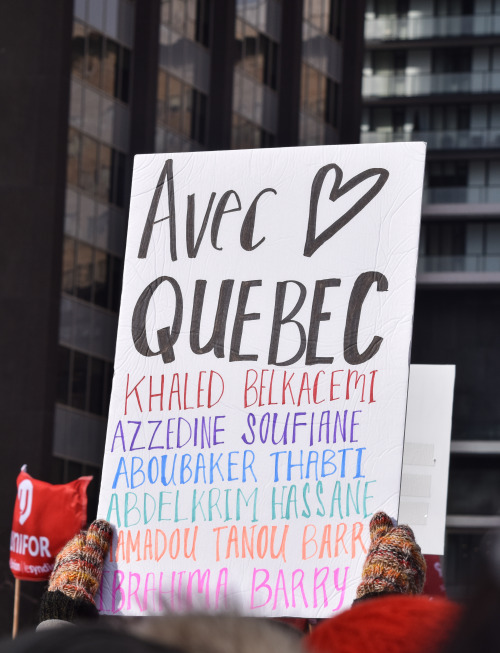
[9, 468, 92, 581]
[423, 554, 446, 597]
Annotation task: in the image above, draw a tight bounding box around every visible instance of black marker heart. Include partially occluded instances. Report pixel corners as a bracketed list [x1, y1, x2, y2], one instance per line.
[304, 163, 389, 257]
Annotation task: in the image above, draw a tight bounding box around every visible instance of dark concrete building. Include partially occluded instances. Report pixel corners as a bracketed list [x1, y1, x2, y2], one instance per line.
[0, 0, 365, 633]
[362, 0, 500, 597]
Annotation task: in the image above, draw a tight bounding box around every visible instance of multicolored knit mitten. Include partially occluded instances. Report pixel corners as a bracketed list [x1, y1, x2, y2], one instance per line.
[39, 519, 112, 623]
[356, 511, 426, 600]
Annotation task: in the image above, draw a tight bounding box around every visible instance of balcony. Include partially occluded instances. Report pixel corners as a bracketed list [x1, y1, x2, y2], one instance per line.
[423, 186, 500, 204]
[452, 430, 500, 444]
[418, 254, 500, 273]
[362, 71, 500, 97]
[417, 254, 500, 285]
[365, 13, 500, 41]
[360, 129, 500, 149]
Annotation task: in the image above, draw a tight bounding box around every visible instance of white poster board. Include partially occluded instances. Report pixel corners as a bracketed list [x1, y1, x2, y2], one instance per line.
[400, 364, 455, 556]
[97, 143, 426, 617]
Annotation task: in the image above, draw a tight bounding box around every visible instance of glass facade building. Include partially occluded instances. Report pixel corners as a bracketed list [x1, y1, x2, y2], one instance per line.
[300, 0, 342, 144]
[232, 1, 281, 148]
[54, 0, 136, 516]
[156, 0, 211, 152]
[362, 0, 500, 598]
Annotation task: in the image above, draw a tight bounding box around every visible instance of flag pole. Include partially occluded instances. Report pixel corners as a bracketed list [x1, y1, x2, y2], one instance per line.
[12, 578, 20, 639]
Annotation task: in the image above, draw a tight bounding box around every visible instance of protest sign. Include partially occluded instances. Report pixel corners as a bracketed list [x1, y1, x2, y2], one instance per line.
[10, 467, 91, 581]
[400, 364, 455, 556]
[97, 143, 426, 617]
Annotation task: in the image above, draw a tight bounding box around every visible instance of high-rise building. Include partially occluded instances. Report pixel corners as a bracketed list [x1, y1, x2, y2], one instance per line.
[362, 0, 500, 598]
[0, 0, 364, 633]
[55, 0, 136, 519]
